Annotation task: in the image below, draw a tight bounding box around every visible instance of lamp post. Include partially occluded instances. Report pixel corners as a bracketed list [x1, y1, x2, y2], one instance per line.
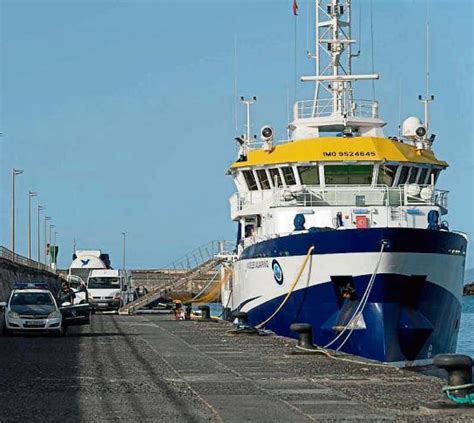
[28, 191, 38, 259]
[44, 216, 51, 264]
[37, 206, 44, 262]
[10, 168, 24, 255]
[122, 232, 126, 271]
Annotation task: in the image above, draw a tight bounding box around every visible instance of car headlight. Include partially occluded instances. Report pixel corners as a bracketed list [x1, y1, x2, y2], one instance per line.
[7, 311, 19, 319]
[48, 311, 61, 319]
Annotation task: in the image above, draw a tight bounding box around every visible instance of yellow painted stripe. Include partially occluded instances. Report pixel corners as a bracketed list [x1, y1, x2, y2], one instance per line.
[230, 137, 448, 169]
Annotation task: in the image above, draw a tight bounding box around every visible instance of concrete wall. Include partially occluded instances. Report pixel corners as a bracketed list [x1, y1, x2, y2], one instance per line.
[0, 258, 63, 301]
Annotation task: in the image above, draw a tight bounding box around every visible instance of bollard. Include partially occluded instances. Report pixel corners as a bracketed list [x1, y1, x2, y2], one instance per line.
[227, 310, 258, 335]
[233, 311, 248, 326]
[434, 354, 473, 399]
[198, 305, 211, 320]
[290, 323, 318, 351]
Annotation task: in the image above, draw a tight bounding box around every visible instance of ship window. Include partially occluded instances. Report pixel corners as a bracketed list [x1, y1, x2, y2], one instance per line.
[242, 170, 258, 191]
[269, 168, 283, 187]
[298, 166, 320, 185]
[377, 165, 398, 186]
[398, 166, 410, 185]
[418, 168, 429, 185]
[281, 166, 297, 186]
[408, 167, 419, 184]
[324, 165, 374, 185]
[256, 169, 271, 190]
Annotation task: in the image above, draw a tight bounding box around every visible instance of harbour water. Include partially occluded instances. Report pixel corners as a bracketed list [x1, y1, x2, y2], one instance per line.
[457, 296, 474, 356]
[205, 298, 473, 358]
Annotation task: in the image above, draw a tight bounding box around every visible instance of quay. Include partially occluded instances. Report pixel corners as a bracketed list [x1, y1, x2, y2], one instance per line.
[0, 312, 472, 422]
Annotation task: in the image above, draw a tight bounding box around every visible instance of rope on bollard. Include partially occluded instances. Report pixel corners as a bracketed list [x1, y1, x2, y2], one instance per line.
[443, 384, 474, 405]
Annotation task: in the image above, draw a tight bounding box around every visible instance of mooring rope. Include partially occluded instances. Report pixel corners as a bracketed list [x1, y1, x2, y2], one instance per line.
[323, 240, 387, 350]
[256, 245, 314, 329]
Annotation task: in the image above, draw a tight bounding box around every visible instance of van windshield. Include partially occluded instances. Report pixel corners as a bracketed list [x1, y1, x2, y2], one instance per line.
[88, 277, 120, 289]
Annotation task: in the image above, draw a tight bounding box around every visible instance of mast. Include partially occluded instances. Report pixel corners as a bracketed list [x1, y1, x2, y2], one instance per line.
[302, 0, 378, 118]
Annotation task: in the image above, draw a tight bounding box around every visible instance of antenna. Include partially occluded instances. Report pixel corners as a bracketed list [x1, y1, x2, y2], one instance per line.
[240, 96, 257, 143]
[418, 1, 434, 132]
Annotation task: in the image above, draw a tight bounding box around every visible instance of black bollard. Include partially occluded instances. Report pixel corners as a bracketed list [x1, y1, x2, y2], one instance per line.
[198, 305, 211, 320]
[434, 354, 473, 398]
[233, 311, 248, 326]
[290, 323, 318, 351]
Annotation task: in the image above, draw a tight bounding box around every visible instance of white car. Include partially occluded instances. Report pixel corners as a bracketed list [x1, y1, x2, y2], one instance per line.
[1, 286, 65, 335]
[0, 283, 91, 336]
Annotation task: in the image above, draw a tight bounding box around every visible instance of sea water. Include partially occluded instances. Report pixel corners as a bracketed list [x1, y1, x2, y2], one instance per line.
[457, 296, 474, 357]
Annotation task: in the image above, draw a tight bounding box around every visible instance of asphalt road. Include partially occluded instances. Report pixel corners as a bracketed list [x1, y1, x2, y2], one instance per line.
[0, 314, 216, 423]
[0, 314, 472, 423]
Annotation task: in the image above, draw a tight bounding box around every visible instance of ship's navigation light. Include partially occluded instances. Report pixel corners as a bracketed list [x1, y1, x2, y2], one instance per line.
[260, 126, 274, 142]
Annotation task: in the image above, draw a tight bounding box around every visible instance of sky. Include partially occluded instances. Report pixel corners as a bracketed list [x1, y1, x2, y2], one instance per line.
[1, 0, 473, 269]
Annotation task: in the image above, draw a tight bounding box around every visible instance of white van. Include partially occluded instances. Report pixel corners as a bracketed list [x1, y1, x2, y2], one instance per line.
[87, 269, 132, 312]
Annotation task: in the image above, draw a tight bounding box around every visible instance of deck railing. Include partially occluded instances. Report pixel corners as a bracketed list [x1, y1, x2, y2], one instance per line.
[230, 185, 448, 215]
[295, 98, 379, 120]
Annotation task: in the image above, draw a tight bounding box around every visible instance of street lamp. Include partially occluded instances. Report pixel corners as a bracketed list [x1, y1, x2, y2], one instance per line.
[28, 191, 38, 259]
[37, 206, 44, 262]
[44, 216, 51, 264]
[52, 231, 59, 269]
[10, 168, 24, 255]
[122, 232, 126, 270]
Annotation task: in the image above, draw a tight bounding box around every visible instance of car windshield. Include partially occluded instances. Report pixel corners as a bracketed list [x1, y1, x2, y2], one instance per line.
[10, 292, 54, 306]
[88, 277, 120, 289]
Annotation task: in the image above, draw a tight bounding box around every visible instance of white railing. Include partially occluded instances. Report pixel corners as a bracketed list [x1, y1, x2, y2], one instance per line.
[231, 185, 448, 215]
[295, 98, 379, 120]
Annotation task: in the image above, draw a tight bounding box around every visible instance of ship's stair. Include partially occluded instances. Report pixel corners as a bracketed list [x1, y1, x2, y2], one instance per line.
[119, 241, 234, 315]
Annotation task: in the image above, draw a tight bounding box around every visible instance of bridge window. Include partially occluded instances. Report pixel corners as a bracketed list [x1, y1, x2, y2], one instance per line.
[242, 170, 258, 191]
[298, 165, 320, 185]
[324, 165, 373, 185]
[268, 168, 283, 187]
[398, 166, 410, 185]
[408, 167, 419, 184]
[377, 165, 398, 186]
[418, 168, 429, 184]
[281, 166, 297, 186]
[256, 169, 271, 189]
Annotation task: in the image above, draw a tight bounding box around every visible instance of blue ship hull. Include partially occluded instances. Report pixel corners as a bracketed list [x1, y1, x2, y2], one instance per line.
[233, 228, 467, 365]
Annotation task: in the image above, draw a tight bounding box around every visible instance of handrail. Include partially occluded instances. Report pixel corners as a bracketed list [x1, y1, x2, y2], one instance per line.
[0, 245, 55, 274]
[231, 184, 448, 211]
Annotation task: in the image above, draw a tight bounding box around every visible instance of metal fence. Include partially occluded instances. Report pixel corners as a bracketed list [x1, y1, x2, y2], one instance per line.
[0, 246, 54, 273]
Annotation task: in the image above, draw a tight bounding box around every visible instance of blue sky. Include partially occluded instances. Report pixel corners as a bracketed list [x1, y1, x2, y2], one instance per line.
[1, 0, 473, 269]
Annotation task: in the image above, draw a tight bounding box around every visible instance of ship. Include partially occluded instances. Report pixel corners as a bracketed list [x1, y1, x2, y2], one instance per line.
[221, 0, 467, 367]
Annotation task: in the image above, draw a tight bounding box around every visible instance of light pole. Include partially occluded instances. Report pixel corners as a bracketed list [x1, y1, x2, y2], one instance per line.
[37, 206, 44, 262]
[28, 191, 38, 259]
[122, 232, 126, 271]
[10, 168, 24, 255]
[44, 216, 51, 264]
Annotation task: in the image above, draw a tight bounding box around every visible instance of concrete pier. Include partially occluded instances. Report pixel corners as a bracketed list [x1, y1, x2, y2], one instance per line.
[0, 314, 472, 422]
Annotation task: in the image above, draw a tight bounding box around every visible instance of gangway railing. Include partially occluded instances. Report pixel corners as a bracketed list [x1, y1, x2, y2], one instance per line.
[0, 246, 55, 274]
[121, 240, 234, 314]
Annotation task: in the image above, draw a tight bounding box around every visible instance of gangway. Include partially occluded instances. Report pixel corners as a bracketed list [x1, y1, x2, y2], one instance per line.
[119, 241, 234, 315]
